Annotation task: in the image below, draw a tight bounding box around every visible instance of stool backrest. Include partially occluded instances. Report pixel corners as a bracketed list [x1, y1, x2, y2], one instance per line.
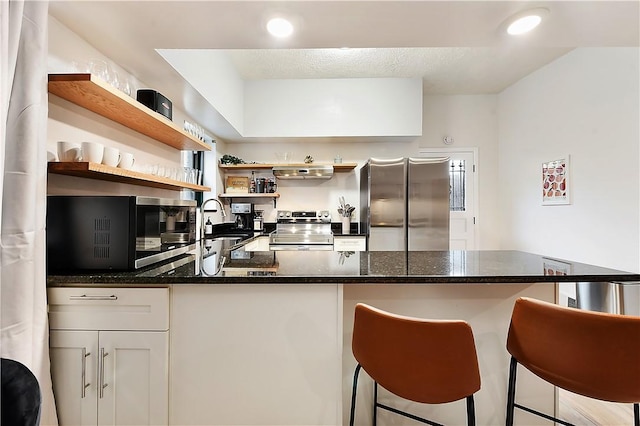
[352, 303, 481, 404]
[507, 297, 640, 403]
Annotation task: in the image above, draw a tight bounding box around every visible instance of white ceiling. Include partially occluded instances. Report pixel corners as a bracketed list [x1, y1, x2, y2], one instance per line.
[49, 1, 639, 142]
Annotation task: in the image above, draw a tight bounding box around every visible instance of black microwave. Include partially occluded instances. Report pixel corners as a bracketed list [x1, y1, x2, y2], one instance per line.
[47, 196, 197, 271]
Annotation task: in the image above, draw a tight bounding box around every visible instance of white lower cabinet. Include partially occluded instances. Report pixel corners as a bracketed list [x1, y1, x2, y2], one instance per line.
[169, 284, 342, 426]
[48, 287, 169, 426]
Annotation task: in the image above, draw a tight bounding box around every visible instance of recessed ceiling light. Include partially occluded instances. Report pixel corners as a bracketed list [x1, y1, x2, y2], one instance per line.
[267, 17, 294, 38]
[506, 8, 549, 35]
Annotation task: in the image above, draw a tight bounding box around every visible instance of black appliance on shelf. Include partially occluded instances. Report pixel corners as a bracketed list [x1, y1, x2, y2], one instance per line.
[136, 89, 172, 120]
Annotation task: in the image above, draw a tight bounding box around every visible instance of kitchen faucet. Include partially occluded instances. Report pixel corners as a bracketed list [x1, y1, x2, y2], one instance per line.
[201, 198, 227, 236]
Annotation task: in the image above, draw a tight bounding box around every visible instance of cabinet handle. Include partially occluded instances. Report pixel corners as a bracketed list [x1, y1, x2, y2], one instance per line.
[99, 348, 109, 398]
[81, 348, 91, 398]
[69, 294, 118, 301]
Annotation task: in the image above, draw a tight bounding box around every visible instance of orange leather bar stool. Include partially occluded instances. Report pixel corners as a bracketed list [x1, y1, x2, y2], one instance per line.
[505, 297, 640, 426]
[349, 303, 481, 426]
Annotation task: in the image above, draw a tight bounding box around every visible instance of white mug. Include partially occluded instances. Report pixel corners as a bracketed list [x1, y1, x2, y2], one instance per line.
[81, 142, 104, 164]
[118, 152, 135, 170]
[57, 141, 81, 162]
[102, 146, 121, 167]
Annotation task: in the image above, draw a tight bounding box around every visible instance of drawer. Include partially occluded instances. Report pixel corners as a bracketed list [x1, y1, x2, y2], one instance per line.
[48, 287, 169, 331]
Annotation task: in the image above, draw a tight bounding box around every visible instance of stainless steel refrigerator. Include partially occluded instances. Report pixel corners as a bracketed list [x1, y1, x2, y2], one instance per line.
[360, 157, 450, 251]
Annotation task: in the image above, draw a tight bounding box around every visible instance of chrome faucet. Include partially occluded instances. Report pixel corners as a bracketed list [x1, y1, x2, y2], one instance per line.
[202, 198, 227, 218]
[201, 198, 227, 236]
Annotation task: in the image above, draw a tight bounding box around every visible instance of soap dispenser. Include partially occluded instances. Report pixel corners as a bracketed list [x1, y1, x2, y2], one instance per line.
[205, 217, 213, 235]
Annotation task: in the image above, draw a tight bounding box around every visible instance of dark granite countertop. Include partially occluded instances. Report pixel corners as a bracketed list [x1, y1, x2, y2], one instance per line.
[47, 240, 640, 286]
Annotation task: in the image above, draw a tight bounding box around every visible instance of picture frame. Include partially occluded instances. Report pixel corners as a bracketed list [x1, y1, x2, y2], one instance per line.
[225, 176, 249, 193]
[542, 155, 570, 205]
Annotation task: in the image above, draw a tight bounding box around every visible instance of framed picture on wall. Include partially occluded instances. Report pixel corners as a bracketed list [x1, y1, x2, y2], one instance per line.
[542, 155, 570, 205]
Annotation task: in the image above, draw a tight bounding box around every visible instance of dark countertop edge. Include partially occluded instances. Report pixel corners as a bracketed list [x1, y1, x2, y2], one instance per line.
[47, 273, 640, 286]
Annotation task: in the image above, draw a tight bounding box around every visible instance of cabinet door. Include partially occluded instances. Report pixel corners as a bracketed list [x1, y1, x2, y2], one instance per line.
[97, 331, 168, 426]
[50, 330, 99, 426]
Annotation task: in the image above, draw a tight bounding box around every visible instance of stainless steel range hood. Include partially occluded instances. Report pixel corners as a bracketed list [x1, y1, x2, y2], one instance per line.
[272, 165, 334, 179]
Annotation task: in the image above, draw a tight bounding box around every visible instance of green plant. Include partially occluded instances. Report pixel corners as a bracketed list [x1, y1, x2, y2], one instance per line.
[220, 154, 246, 165]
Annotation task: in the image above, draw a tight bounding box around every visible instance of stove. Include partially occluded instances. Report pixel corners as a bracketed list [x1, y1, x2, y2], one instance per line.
[269, 210, 334, 250]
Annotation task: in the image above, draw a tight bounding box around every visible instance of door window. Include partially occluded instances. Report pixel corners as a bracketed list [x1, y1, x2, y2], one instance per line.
[450, 159, 466, 212]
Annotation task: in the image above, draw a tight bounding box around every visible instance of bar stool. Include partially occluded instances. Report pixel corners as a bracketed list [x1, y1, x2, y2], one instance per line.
[505, 297, 640, 426]
[349, 303, 481, 426]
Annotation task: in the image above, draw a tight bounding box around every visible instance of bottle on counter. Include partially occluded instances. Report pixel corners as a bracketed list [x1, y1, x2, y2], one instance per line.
[250, 171, 256, 193]
[205, 217, 213, 235]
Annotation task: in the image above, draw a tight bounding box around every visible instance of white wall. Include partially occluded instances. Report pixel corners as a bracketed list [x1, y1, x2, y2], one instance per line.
[244, 78, 423, 137]
[497, 48, 640, 272]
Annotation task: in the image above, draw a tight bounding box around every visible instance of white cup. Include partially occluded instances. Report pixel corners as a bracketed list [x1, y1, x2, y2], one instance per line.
[57, 141, 82, 162]
[118, 152, 135, 170]
[102, 146, 120, 167]
[81, 142, 104, 164]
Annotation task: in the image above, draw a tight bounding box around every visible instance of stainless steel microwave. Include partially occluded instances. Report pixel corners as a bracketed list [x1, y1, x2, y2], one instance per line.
[47, 196, 197, 271]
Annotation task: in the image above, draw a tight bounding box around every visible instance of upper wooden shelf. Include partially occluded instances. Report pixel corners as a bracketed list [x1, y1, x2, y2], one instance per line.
[48, 162, 211, 192]
[48, 73, 210, 152]
[218, 193, 280, 199]
[218, 192, 281, 207]
[219, 163, 358, 172]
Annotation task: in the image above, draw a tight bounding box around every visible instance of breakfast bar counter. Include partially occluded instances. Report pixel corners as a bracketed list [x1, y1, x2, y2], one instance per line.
[46, 246, 640, 286]
[46, 245, 640, 426]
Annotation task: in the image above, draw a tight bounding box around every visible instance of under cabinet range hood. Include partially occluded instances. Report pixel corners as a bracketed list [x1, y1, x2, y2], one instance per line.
[272, 165, 334, 180]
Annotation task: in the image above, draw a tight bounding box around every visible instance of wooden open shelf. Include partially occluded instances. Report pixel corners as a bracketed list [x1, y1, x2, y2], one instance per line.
[48, 73, 210, 152]
[218, 162, 358, 172]
[218, 193, 280, 199]
[218, 192, 280, 207]
[48, 162, 211, 192]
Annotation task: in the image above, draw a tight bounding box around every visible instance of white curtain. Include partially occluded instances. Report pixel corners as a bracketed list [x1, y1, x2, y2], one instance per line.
[1, 1, 57, 424]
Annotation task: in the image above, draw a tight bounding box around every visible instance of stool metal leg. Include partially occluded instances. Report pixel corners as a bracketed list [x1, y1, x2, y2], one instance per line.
[373, 381, 378, 426]
[505, 356, 518, 426]
[466, 395, 476, 426]
[349, 364, 362, 426]
[634, 403, 639, 426]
